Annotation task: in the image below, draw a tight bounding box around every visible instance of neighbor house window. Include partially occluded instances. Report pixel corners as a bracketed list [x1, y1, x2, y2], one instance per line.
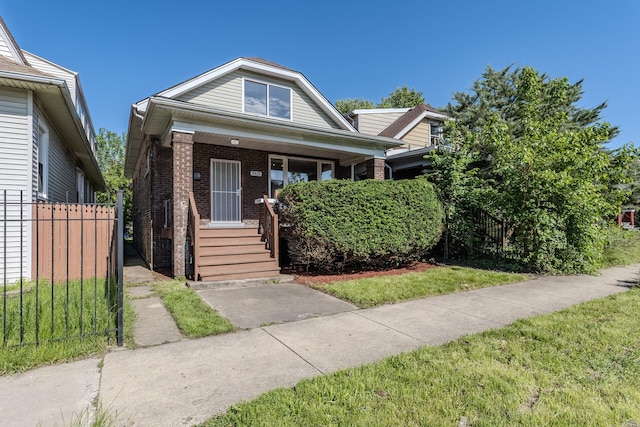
[269, 155, 333, 197]
[37, 124, 49, 199]
[430, 121, 443, 146]
[244, 80, 291, 120]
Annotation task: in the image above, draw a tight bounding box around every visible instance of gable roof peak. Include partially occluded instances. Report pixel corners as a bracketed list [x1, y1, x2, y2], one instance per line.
[0, 16, 28, 65]
[241, 57, 296, 72]
[378, 103, 448, 139]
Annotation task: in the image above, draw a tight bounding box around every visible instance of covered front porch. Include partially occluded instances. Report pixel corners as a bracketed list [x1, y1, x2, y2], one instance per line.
[137, 97, 400, 280]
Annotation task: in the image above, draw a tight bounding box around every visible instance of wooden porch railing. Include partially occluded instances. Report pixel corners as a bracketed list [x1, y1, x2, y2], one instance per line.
[187, 191, 200, 281]
[260, 195, 279, 260]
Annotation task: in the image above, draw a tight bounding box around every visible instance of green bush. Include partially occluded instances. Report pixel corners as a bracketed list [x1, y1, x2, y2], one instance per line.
[278, 178, 444, 272]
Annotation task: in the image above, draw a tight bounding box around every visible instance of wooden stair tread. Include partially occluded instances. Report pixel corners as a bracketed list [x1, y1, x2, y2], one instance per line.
[198, 227, 259, 238]
[198, 253, 274, 267]
[199, 260, 279, 276]
[199, 244, 267, 256]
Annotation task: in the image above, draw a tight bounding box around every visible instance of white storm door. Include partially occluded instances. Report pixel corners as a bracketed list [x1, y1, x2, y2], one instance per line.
[210, 159, 242, 223]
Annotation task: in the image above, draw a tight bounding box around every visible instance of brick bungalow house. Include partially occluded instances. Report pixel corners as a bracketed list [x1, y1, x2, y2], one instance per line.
[124, 57, 402, 281]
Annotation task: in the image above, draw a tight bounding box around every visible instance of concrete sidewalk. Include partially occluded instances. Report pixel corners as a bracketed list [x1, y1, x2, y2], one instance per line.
[0, 264, 637, 426]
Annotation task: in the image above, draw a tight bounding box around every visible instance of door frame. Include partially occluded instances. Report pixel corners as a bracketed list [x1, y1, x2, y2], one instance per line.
[209, 158, 243, 226]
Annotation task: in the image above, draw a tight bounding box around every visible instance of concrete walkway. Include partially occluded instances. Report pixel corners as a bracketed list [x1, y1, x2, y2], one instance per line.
[0, 263, 637, 427]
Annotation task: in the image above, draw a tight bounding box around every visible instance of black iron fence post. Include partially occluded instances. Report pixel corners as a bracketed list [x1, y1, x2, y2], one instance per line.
[116, 190, 124, 347]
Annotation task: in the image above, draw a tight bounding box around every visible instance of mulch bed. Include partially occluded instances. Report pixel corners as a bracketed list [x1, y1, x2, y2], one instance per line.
[291, 261, 439, 285]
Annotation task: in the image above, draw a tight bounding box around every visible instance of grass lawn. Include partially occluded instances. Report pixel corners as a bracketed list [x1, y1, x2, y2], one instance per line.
[153, 281, 235, 338]
[311, 266, 529, 308]
[202, 286, 640, 426]
[0, 278, 135, 375]
[602, 227, 640, 268]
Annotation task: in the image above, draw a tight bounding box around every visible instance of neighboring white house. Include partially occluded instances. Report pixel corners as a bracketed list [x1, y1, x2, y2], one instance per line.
[0, 16, 104, 283]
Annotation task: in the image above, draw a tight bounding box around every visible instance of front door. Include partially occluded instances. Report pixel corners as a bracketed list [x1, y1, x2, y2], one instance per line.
[210, 159, 242, 224]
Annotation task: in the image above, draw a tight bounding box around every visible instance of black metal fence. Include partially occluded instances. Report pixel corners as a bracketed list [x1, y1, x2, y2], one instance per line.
[470, 207, 511, 258]
[1, 190, 124, 347]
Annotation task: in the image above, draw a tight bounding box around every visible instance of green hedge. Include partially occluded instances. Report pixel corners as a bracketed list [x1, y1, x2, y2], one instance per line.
[278, 178, 444, 272]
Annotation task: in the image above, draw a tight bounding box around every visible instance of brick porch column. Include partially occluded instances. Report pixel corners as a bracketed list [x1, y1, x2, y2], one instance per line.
[172, 131, 193, 277]
[367, 158, 386, 180]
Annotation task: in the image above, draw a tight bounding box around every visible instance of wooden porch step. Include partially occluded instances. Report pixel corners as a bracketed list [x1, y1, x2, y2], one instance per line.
[199, 236, 264, 248]
[198, 260, 279, 279]
[199, 244, 267, 257]
[198, 252, 274, 267]
[198, 227, 260, 238]
[199, 269, 282, 282]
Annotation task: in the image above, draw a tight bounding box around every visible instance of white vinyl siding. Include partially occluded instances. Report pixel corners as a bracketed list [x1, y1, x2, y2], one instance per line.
[0, 38, 15, 60]
[402, 120, 433, 148]
[0, 87, 29, 192]
[23, 51, 77, 105]
[33, 105, 78, 203]
[356, 112, 406, 136]
[0, 87, 30, 282]
[177, 70, 337, 129]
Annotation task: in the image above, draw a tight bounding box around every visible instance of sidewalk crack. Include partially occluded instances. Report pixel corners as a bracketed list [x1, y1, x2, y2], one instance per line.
[261, 328, 324, 375]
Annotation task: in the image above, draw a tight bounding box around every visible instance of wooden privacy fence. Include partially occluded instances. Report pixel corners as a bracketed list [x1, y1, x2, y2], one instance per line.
[32, 202, 116, 283]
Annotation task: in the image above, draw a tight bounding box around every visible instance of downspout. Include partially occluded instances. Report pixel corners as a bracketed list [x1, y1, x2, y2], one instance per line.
[351, 164, 355, 181]
[133, 105, 144, 127]
[385, 163, 393, 180]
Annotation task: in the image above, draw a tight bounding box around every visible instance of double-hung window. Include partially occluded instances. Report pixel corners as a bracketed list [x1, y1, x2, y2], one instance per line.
[244, 79, 291, 120]
[37, 124, 49, 200]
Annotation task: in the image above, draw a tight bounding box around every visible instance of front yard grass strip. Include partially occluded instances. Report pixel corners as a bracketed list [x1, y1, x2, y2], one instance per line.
[602, 226, 640, 268]
[202, 287, 640, 427]
[311, 266, 529, 308]
[0, 278, 131, 375]
[153, 281, 235, 338]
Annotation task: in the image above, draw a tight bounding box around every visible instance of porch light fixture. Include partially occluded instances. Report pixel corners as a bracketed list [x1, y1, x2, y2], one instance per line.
[230, 138, 240, 145]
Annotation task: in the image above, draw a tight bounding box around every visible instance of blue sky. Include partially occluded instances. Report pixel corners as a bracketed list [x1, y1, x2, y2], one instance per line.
[1, 0, 638, 149]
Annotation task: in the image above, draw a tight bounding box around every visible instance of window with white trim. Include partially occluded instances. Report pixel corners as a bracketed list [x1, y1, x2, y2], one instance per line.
[269, 155, 334, 197]
[244, 79, 291, 120]
[76, 169, 85, 203]
[430, 121, 443, 146]
[37, 124, 49, 199]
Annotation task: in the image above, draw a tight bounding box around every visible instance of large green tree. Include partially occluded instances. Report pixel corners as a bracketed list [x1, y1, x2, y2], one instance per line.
[428, 66, 635, 273]
[379, 85, 424, 109]
[335, 86, 425, 114]
[95, 129, 132, 225]
[335, 98, 376, 114]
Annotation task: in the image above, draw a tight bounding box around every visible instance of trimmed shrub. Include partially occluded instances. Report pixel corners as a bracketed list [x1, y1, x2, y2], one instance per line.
[278, 178, 444, 272]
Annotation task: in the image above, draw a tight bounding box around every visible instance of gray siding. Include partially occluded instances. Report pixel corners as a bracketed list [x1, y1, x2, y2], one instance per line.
[357, 112, 405, 136]
[0, 87, 30, 282]
[177, 70, 338, 129]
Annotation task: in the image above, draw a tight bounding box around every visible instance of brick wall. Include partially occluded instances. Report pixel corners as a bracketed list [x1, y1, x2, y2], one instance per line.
[151, 141, 173, 270]
[132, 136, 153, 267]
[193, 144, 268, 222]
[366, 158, 386, 180]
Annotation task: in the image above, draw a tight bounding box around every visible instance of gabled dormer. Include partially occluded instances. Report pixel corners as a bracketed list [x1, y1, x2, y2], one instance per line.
[134, 57, 355, 132]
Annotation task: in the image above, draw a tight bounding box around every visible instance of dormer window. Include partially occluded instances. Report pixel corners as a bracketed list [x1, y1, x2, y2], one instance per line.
[244, 79, 291, 120]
